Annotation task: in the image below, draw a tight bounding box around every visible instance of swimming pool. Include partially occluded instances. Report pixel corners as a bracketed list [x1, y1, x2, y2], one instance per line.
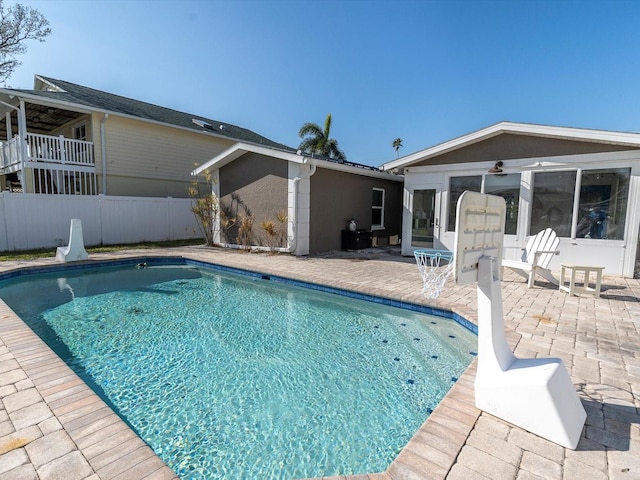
[0, 259, 477, 479]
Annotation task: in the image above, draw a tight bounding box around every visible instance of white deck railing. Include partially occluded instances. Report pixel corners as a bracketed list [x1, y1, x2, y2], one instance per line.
[1, 133, 96, 194]
[0, 133, 94, 172]
[0, 136, 23, 171]
[26, 133, 94, 166]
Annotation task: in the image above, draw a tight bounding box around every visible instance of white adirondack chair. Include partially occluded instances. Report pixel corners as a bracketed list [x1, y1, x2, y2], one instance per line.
[502, 228, 560, 288]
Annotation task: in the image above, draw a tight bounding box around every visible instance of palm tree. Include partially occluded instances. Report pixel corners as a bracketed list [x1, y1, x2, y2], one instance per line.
[392, 137, 403, 158]
[298, 113, 346, 161]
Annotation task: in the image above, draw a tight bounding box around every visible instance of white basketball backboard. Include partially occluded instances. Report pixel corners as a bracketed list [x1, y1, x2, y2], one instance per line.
[454, 191, 506, 285]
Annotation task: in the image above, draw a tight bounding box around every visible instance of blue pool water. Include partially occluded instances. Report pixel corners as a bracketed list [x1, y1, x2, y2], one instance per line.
[0, 261, 477, 479]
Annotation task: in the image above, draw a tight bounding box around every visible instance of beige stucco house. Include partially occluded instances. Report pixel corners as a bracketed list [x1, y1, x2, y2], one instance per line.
[193, 143, 404, 255]
[0, 75, 287, 197]
[381, 122, 640, 277]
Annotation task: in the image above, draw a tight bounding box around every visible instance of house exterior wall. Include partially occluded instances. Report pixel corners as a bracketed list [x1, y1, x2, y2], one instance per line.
[309, 168, 402, 254]
[219, 152, 288, 246]
[93, 115, 235, 197]
[51, 113, 93, 140]
[402, 149, 640, 277]
[411, 134, 640, 167]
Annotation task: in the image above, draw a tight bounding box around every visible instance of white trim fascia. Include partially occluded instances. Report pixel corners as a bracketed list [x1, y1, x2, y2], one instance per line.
[381, 121, 640, 171]
[192, 142, 404, 182]
[0, 89, 93, 115]
[34, 75, 65, 92]
[192, 143, 306, 175]
[403, 149, 640, 175]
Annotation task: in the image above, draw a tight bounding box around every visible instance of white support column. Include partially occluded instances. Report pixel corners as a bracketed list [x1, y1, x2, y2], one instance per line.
[623, 164, 640, 277]
[59, 135, 66, 164]
[518, 171, 533, 242]
[401, 185, 412, 256]
[288, 161, 314, 256]
[18, 100, 28, 190]
[211, 169, 221, 245]
[5, 112, 11, 140]
[287, 163, 298, 252]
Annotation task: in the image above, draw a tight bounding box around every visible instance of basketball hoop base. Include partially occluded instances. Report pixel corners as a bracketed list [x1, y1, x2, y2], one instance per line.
[454, 191, 586, 450]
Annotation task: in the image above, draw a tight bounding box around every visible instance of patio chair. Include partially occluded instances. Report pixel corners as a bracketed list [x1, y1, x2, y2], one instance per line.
[502, 228, 560, 288]
[55, 218, 89, 262]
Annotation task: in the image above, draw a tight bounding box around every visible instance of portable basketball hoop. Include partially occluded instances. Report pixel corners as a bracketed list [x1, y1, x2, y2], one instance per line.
[454, 191, 586, 450]
[413, 249, 454, 299]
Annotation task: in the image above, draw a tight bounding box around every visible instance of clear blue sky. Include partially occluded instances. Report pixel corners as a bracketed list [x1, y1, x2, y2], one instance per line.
[8, 0, 640, 166]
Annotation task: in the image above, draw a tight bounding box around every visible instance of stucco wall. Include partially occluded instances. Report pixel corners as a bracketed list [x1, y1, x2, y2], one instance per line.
[309, 168, 402, 254]
[219, 152, 288, 246]
[412, 133, 640, 167]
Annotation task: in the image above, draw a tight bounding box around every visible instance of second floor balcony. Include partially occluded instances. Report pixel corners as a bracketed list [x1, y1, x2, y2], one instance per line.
[1, 133, 97, 195]
[0, 132, 94, 174]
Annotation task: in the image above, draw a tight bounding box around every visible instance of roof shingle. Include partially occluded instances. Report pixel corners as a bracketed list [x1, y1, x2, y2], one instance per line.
[11, 75, 292, 150]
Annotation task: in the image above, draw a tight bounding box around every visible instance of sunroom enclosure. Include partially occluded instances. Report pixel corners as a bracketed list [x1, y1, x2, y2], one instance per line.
[401, 150, 640, 277]
[0, 98, 97, 195]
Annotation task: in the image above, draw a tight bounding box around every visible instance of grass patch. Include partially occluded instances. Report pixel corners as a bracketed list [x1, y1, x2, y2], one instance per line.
[0, 238, 205, 262]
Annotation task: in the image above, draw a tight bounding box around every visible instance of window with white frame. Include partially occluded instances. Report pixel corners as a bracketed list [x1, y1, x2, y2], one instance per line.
[73, 123, 86, 141]
[484, 173, 521, 235]
[447, 173, 521, 234]
[372, 188, 385, 229]
[447, 176, 481, 231]
[530, 171, 575, 237]
[445, 168, 631, 240]
[531, 168, 630, 240]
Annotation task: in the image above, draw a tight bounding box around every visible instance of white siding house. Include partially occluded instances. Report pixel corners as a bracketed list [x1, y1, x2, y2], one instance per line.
[0, 75, 288, 197]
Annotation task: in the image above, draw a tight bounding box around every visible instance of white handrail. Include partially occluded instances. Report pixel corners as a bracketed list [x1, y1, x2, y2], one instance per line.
[1, 134, 96, 194]
[26, 133, 94, 166]
[0, 136, 22, 170]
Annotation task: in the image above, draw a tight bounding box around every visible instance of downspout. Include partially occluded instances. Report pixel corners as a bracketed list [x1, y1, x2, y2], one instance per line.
[100, 113, 109, 194]
[288, 158, 316, 254]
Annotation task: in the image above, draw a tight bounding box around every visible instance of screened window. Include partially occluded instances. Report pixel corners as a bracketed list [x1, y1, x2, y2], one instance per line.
[484, 173, 521, 235]
[447, 176, 481, 231]
[576, 168, 630, 240]
[530, 171, 576, 237]
[372, 188, 385, 229]
[530, 168, 630, 240]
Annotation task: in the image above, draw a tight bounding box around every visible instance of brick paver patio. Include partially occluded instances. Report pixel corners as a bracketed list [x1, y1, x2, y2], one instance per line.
[0, 245, 638, 479]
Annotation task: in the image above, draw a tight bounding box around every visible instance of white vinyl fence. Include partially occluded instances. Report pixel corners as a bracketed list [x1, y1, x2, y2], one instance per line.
[0, 192, 203, 252]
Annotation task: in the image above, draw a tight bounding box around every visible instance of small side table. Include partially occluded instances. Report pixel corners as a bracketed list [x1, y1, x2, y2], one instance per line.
[559, 264, 604, 298]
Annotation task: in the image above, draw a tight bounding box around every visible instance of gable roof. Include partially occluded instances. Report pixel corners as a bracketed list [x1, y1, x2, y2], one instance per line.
[4, 75, 291, 150]
[193, 142, 403, 182]
[381, 122, 640, 171]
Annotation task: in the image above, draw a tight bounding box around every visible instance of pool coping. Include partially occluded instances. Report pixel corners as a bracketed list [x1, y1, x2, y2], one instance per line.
[0, 253, 492, 480]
